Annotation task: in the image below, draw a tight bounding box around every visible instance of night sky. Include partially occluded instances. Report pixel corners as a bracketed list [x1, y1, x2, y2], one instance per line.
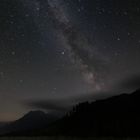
[0, 0, 140, 121]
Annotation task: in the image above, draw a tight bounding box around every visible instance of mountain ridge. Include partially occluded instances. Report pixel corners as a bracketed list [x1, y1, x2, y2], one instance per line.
[1, 89, 140, 137]
[0, 110, 58, 135]
[40, 89, 140, 137]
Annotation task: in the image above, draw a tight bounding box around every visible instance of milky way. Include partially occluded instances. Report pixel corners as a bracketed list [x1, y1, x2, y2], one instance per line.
[0, 0, 140, 121]
[47, 0, 107, 90]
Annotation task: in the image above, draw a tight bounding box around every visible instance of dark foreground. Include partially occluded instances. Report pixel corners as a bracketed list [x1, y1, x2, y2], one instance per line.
[0, 137, 140, 140]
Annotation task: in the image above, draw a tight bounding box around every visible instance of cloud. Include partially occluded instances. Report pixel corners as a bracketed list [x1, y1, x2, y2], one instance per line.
[24, 99, 70, 112]
[23, 91, 112, 113]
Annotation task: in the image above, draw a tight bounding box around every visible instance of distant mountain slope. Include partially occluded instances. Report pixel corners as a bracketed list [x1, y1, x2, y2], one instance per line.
[0, 122, 8, 129]
[41, 89, 140, 137]
[2, 89, 140, 137]
[0, 110, 58, 135]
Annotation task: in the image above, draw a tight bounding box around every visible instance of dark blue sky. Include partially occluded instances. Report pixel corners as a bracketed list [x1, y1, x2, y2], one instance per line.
[0, 0, 140, 121]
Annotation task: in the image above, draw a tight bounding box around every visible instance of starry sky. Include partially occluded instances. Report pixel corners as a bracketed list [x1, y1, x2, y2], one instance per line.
[0, 0, 140, 121]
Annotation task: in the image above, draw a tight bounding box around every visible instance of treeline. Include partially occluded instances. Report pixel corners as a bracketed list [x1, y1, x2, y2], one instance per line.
[46, 89, 140, 137]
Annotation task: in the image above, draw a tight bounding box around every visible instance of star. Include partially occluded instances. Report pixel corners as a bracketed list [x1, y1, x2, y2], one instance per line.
[117, 38, 121, 41]
[37, 7, 40, 11]
[19, 79, 24, 84]
[0, 72, 4, 77]
[11, 51, 16, 56]
[127, 32, 131, 36]
[78, 8, 81, 12]
[123, 11, 128, 16]
[61, 51, 65, 55]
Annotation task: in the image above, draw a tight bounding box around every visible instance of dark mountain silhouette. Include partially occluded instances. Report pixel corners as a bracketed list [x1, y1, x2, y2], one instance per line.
[36, 89, 140, 137]
[0, 122, 8, 129]
[2, 89, 140, 137]
[0, 110, 58, 135]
